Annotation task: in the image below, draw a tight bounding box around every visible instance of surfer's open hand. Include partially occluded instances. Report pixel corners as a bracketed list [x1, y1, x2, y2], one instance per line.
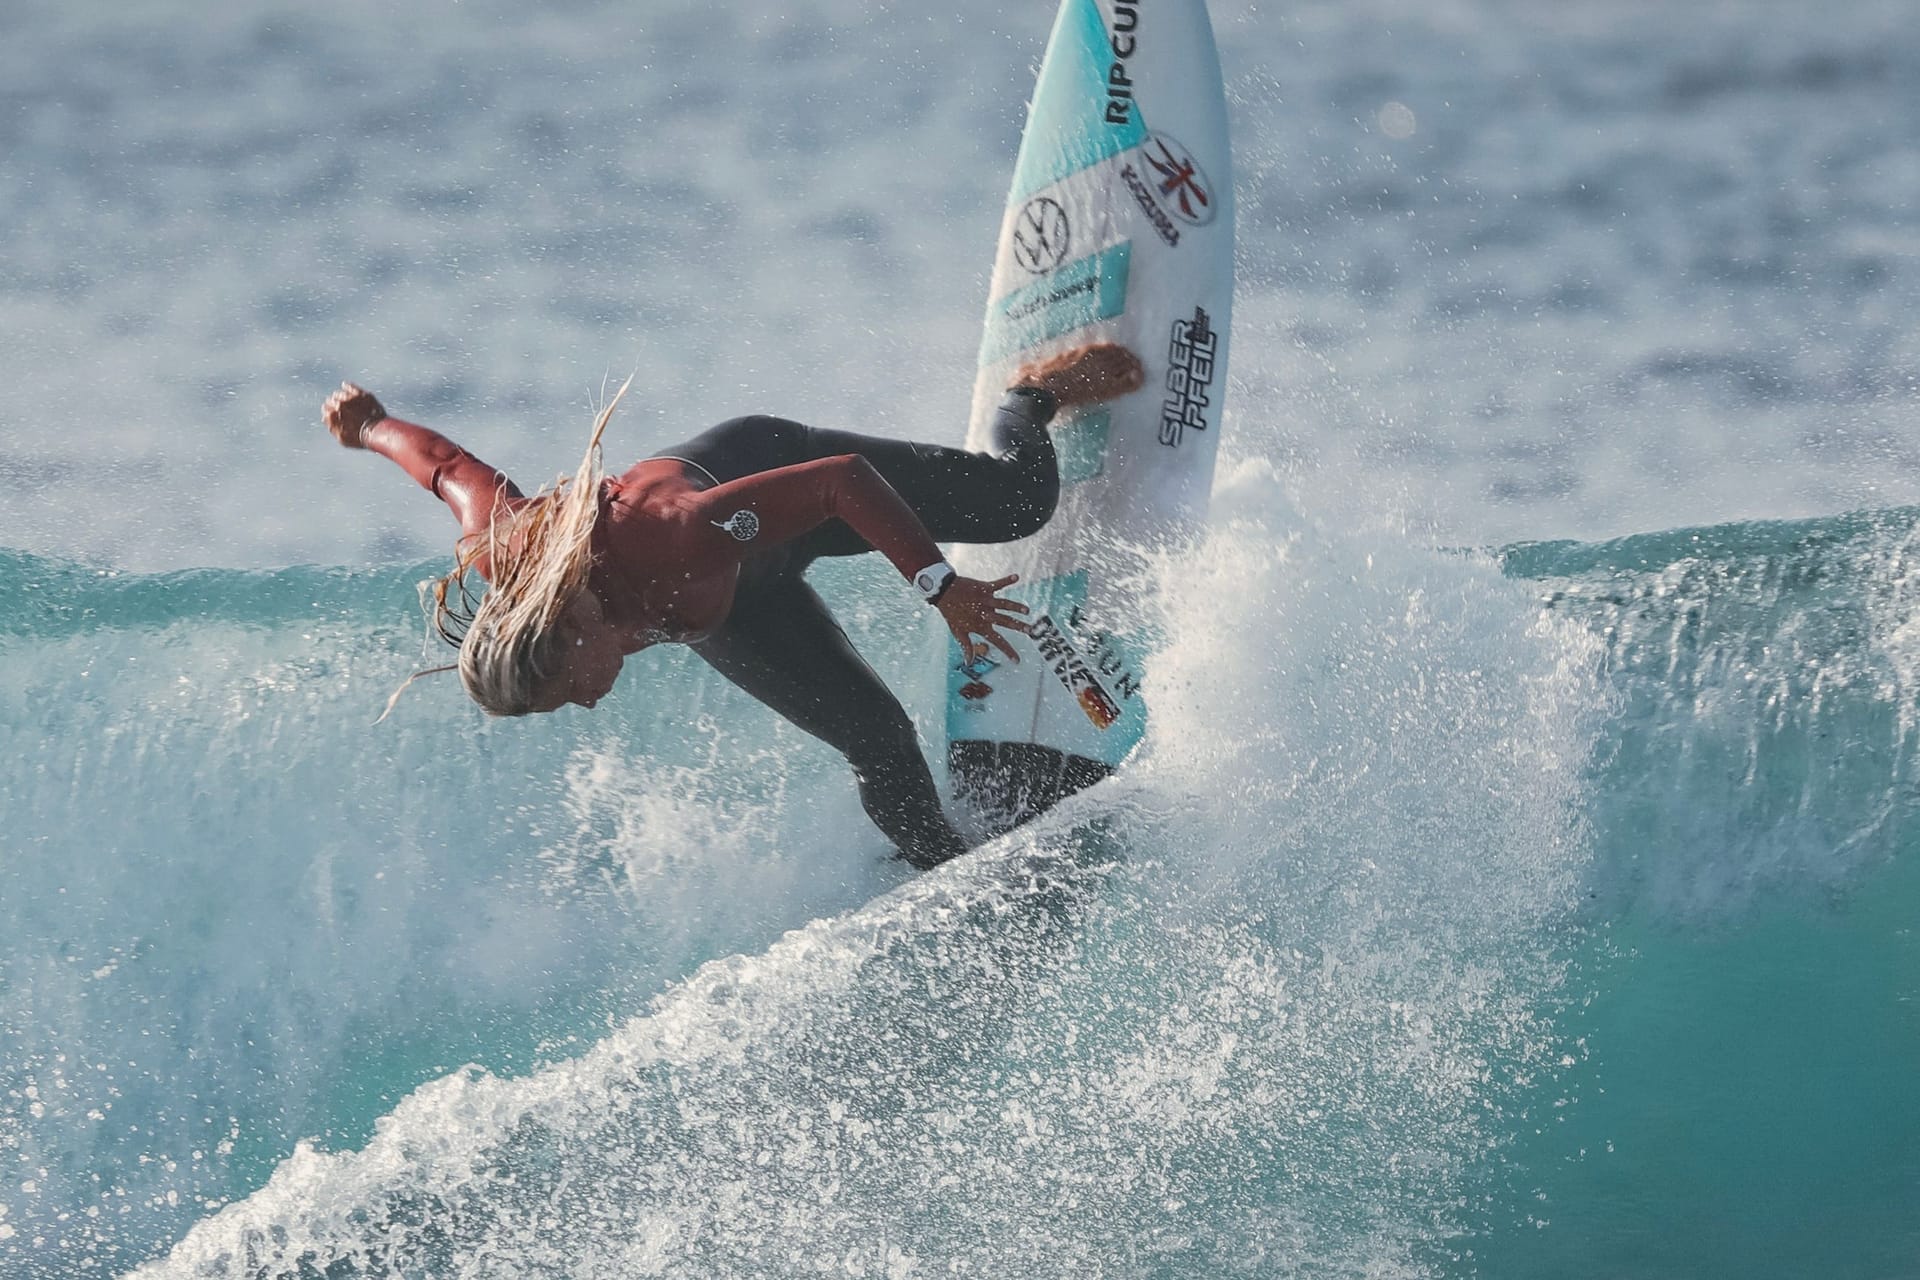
[323, 382, 387, 449]
[1015, 342, 1145, 410]
[937, 573, 1029, 665]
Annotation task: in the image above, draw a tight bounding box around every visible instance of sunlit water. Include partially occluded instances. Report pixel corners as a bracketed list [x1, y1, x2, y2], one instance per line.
[4, 0, 1917, 1275]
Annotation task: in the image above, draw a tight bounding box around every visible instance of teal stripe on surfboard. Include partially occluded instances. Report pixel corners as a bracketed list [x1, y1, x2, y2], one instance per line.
[979, 240, 1132, 364]
[1008, 0, 1149, 202]
[1055, 408, 1110, 485]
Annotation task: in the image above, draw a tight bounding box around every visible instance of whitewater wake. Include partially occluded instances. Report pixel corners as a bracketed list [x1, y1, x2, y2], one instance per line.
[7, 463, 1918, 1278]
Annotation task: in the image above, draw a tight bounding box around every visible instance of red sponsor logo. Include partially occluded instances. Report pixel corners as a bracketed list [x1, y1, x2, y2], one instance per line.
[953, 648, 1000, 708]
[1077, 684, 1121, 729]
[1141, 133, 1217, 227]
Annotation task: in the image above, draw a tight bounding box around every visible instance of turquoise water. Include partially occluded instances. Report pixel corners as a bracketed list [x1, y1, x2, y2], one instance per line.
[4, 470, 1915, 1276]
[1480, 514, 1920, 1277]
[9, 0, 1920, 1272]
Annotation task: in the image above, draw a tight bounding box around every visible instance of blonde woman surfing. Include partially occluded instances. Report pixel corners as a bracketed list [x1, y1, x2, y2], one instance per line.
[324, 342, 1143, 868]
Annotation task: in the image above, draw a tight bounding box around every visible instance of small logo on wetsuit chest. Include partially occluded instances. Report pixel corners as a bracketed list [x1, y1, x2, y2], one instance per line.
[712, 509, 760, 541]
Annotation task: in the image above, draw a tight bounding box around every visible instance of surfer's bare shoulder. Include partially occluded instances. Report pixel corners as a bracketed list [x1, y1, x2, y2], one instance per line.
[1014, 342, 1145, 409]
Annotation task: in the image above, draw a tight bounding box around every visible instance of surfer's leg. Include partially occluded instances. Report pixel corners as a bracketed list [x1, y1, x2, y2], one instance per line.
[791, 388, 1062, 555]
[691, 575, 968, 869]
[651, 416, 809, 486]
[659, 396, 1060, 553]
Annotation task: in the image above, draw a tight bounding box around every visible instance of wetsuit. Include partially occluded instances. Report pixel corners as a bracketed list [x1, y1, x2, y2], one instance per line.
[366, 388, 1060, 868]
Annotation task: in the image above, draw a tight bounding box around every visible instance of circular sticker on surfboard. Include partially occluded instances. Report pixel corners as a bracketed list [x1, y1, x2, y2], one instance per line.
[1012, 196, 1072, 273]
[1139, 132, 1218, 227]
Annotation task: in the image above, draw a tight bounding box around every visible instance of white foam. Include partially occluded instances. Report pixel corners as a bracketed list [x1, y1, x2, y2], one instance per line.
[132, 462, 1605, 1278]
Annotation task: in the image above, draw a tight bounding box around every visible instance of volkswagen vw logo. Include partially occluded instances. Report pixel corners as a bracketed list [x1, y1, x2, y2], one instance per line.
[1011, 196, 1072, 274]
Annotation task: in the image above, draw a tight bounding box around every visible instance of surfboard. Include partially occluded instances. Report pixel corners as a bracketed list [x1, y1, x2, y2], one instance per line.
[946, 0, 1234, 831]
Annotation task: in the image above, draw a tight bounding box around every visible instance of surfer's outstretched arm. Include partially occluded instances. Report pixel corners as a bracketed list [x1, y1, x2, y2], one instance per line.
[323, 382, 524, 536]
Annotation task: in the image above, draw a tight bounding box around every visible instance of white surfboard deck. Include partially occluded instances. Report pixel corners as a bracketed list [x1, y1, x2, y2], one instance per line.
[946, 0, 1234, 828]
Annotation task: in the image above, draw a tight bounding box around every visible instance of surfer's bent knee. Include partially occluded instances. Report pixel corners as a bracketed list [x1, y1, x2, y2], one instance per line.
[985, 387, 1062, 538]
[846, 707, 920, 765]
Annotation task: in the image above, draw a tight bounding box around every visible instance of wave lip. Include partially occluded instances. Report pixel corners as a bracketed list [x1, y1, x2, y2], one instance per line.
[1507, 503, 1920, 914]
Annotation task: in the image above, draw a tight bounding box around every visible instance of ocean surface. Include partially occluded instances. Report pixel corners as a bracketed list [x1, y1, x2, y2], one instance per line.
[3, 0, 1917, 1276]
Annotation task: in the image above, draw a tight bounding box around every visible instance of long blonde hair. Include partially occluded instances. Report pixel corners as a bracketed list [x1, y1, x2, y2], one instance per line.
[410, 379, 631, 718]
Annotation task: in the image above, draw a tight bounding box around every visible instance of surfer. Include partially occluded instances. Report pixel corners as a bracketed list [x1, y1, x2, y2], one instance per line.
[324, 342, 1142, 868]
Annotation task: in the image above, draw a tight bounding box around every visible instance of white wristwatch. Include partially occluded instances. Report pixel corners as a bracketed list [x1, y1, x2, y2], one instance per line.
[913, 560, 957, 604]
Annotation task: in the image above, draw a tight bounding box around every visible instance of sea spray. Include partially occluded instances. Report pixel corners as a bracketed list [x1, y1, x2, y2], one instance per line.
[126, 463, 1605, 1278]
[0, 550, 916, 1278]
[14, 499, 1918, 1277]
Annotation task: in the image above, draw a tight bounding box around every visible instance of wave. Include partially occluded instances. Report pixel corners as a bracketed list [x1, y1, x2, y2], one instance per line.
[4, 465, 1916, 1278]
[1508, 503, 1920, 913]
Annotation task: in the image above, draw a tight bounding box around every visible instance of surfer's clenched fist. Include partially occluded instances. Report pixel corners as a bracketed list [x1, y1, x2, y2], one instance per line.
[1014, 342, 1145, 410]
[324, 382, 388, 449]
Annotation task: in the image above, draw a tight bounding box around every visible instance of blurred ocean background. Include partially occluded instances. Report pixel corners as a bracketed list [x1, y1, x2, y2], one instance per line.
[2, 0, 1917, 1275]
